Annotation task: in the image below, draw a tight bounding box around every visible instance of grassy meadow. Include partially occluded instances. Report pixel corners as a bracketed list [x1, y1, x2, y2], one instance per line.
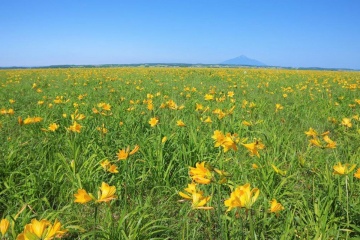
[0, 67, 360, 239]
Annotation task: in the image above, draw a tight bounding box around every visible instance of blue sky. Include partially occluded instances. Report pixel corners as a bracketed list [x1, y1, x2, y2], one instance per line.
[1, 0, 359, 69]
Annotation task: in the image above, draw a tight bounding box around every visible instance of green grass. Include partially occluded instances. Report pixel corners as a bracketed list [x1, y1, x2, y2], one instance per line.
[0, 67, 359, 239]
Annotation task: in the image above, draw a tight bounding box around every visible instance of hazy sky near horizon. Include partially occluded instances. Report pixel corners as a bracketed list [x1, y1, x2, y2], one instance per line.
[1, 0, 360, 69]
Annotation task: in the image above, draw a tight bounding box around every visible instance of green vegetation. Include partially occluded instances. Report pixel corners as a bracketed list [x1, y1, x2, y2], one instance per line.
[0, 67, 359, 239]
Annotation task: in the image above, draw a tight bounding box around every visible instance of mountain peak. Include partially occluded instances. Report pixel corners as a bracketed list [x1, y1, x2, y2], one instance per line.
[220, 55, 266, 66]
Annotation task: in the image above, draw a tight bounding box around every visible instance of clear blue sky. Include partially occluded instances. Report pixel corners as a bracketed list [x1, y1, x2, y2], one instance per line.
[1, 0, 360, 69]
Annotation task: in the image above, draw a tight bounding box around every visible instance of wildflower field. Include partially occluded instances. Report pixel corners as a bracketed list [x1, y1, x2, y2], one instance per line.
[0, 67, 360, 239]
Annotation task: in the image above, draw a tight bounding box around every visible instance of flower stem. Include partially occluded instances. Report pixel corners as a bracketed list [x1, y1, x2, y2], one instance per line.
[249, 209, 255, 239]
[345, 175, 349, 239]
[94, 204, 98, 239]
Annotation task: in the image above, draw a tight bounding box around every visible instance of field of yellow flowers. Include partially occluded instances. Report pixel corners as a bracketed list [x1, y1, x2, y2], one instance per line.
[0, 67, 359, 239]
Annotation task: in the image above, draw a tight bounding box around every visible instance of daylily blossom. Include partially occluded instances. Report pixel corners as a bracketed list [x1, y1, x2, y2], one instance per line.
[149, 117, 159, 127]
[179, 183, 213, 210]
[67, 121, 82, 133]
[117, 145, 139, 160]
[96, 182, 117, 203]
[212, 130, 239, 152]
[16, 218, 67, 240]
[0, 218, 9, 237]
[341, 118, 352, 128]
[275, 103, 283, 112]
[354, 168, 360, 179]
[189, 162, 212, 184]
[48, 123, 59, 132]
[323, 135, 336, 149]
[176, 120, 186, 127]
[333, 162, 356, 175]
[269, 199, 284, 215]
[309, 138, 322, 148]
[74, 189, 93, 204]
[305, 128, 318, 138]
[242, 140, 265, 157]
[224, 183, 260, 211]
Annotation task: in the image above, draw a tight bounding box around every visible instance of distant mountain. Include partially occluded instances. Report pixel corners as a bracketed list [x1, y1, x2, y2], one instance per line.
[220, 55, 266, 66]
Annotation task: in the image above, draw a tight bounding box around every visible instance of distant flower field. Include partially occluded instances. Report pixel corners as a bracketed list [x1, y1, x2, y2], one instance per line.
[0, 67, 359, 239]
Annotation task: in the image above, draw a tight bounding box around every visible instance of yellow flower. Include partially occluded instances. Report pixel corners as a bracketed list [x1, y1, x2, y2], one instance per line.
[309, 138, 322, 148]
[18, 116, 23, 125]
[269, 199, 284, 215]
[179, 183, 213, 210]
[161, 136, 167, 143]
[221, 133, 238, 152]
[212, 130, 225, 148]
[117, 145, 139, 160]
[33, 117, 42, 123]
[67, 121, 82, 133]
[203, 116, 212, 123]
[212, 130, 238, 152]
[101, 103, 111, 111]
[224, 183, 260, 211]
[30, 219, 49, 238]
[0, 218, 9, 236]
[189, 162, 212, 184]
[333, 162, 357, 175]
[241, 140, 265, 157]
[17, 219, 67, 240]
[252, 163, 259, 169]
[92, 108, 99, 114]
[305, 128, 318, 138]
[48, 123, 59, 132]
[354, 168, 360, 179]
[227, 91, 235, 97]
[96, 124, 108, 134]
[71, 110, 86, 121]
[43, 219, 67, 239]
[74, 189, 93, 204]
[7, 109, 14, 115]
[195, 103, 203, 111]
[176, 120, 186, 127]
[97, 182, 117, 203]
[108, 164, 119, 174]
[323, 135, 336, 149]
[100, 159, 110, 170]
[129, 145, 140, 155]
[178, 183, 197, 200]
[23, 117, 33, 124]
[275, 103, 283, 112]
[191, 192, 213, 210]
[149, 117, 159, 127]
[341, 118, 352, 128]
[204, 94, 214, 101]
[117, 149, 129, 160]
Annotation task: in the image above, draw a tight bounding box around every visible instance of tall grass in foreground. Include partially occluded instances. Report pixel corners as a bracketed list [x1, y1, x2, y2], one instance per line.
[0, 67, 359, 239]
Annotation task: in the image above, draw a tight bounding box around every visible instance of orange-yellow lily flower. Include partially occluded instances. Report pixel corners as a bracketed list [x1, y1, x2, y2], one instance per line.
[0, 218, 9, 237]
[269, 199, 284, 215]
[333, 162, 357, 175]
[97, 182, 117, 203]
[74, 189, 93, 204]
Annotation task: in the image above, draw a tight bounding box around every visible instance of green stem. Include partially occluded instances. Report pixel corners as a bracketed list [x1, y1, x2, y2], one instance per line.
[249, 209, 254, 239]
[345, 175, 349, 240]
[206, 210, 213, 240]
[94, 204, 98, 240]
